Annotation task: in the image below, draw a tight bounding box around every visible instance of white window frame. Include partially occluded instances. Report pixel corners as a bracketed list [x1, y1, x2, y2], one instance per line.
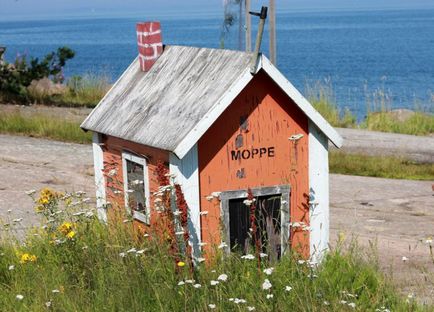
[122, 151, 151, 224]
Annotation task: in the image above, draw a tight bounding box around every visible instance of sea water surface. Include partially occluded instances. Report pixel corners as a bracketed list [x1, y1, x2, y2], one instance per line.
[0, 9, 433, 118]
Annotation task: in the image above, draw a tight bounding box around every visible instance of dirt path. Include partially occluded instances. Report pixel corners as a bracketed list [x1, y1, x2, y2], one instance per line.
[0, 134, 433, 303]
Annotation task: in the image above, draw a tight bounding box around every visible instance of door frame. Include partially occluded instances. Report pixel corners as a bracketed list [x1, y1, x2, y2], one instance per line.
[219, 185, 290, 256]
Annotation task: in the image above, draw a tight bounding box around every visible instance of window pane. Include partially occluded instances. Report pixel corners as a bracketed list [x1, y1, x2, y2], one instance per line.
[126, 159, 146, 214]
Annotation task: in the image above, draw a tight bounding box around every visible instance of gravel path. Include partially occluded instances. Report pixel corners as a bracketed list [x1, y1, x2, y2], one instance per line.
[0, 134, 433, 303]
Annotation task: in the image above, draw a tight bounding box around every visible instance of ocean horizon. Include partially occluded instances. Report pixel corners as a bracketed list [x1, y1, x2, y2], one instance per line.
[1, 8, 433, 118]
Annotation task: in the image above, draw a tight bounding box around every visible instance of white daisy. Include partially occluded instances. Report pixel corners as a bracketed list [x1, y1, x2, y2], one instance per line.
[263, 267, 274, 275]
[217, 274, 228, 282]
[262, 279, 272, 290]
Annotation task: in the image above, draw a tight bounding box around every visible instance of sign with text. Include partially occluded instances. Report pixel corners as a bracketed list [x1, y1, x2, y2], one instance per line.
[231, 147, 275, 161]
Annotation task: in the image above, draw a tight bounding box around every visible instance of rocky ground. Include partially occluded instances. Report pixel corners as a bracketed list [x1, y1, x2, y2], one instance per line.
[0, 133, 433, 304]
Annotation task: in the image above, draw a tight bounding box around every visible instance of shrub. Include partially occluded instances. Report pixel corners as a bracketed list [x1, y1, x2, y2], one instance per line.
[0, 47, 75, 99]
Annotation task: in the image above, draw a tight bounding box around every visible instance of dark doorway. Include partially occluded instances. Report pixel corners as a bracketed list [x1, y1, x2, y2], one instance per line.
[229, 195, 282, 261]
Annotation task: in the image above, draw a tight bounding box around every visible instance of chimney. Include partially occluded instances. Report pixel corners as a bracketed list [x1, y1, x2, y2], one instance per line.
[136, 22, 163, 72]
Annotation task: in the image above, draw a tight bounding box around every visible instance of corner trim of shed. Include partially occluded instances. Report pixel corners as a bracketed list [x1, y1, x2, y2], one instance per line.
[173, 54, 343, 159]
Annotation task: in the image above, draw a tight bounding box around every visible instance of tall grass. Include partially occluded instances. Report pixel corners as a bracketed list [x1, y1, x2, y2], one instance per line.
[362, 111, 434, 136]
[306, 80, 356, 128]
[330, 152, 434, 180]
[0, 112, 91, 143]
[63, 74, 111, 107]
[0, 189, 426, 311]
[24, 73, 111, 108]
[362, 85, 434, 135]
[305, 80, 434, 136]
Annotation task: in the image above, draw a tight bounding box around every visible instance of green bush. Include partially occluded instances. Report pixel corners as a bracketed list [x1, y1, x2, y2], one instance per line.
[0, 47, 75, 99]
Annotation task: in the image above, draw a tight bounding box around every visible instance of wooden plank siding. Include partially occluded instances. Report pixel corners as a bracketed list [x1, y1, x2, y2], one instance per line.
[198, 71, 311, 258]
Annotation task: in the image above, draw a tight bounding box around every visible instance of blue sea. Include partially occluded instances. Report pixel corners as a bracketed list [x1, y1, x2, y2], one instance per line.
[0, 9, 433, 118]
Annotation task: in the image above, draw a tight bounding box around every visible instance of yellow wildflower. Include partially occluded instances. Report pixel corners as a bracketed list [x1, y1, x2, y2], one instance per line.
[66, 231, 76, 239]
[20, 253, 37, 264]
[58, 222, 74, 235]
[177, 261, 186, 267]
[36, 188, 58, 206]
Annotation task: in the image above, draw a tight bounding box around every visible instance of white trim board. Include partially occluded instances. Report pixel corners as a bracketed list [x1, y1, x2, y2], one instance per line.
[93, 133, 107, 223]
[308, 121, 330, 262]
[121, 151, 151, 224]
[169, 145, 202, 258]
[173, 54, 342, 159]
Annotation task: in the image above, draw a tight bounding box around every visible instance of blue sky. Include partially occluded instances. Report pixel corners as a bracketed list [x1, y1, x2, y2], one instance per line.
[0, 0, 433, 20]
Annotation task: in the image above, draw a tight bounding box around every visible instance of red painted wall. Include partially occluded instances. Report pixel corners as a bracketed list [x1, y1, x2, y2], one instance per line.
[101, 135, 169, 228]
[198, 71, 310, 257]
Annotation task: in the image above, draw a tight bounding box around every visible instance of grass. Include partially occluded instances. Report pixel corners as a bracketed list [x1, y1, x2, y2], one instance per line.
[362, 112, 434, 136]
[306, 80, 357, 128]
[305, 80, 434, 136]
[0, 112, 91, 144]
[330, 152, 434, 180]
[1, 73, 111, 108]
[0, 189, 428, 311]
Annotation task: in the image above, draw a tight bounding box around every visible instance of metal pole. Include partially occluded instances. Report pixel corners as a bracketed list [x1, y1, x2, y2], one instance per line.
[238, 0, 243, 50]
[245, 0, 251, 52]
[250, 6, 268, 74]
[269, 0, 276, 65]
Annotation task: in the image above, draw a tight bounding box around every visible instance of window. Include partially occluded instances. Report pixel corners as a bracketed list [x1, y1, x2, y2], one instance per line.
[220, 185, 290, 261]
[122, 152, 150, 224]
[229, 195, 282, 261]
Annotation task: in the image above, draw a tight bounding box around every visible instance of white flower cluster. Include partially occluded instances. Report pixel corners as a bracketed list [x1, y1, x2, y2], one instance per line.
[289, 221, 310, 231]
[241, 254, 255, 260]
[375, 307, 391, 312]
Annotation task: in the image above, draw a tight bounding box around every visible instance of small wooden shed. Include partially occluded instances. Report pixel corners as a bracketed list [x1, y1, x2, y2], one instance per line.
[81, 22, 343, 262]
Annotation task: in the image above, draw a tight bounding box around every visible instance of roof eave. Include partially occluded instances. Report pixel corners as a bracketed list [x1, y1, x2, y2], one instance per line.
[173, 67, 257, 159]
[260, 55, 343, 148]
[173, 54, 342, 159]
